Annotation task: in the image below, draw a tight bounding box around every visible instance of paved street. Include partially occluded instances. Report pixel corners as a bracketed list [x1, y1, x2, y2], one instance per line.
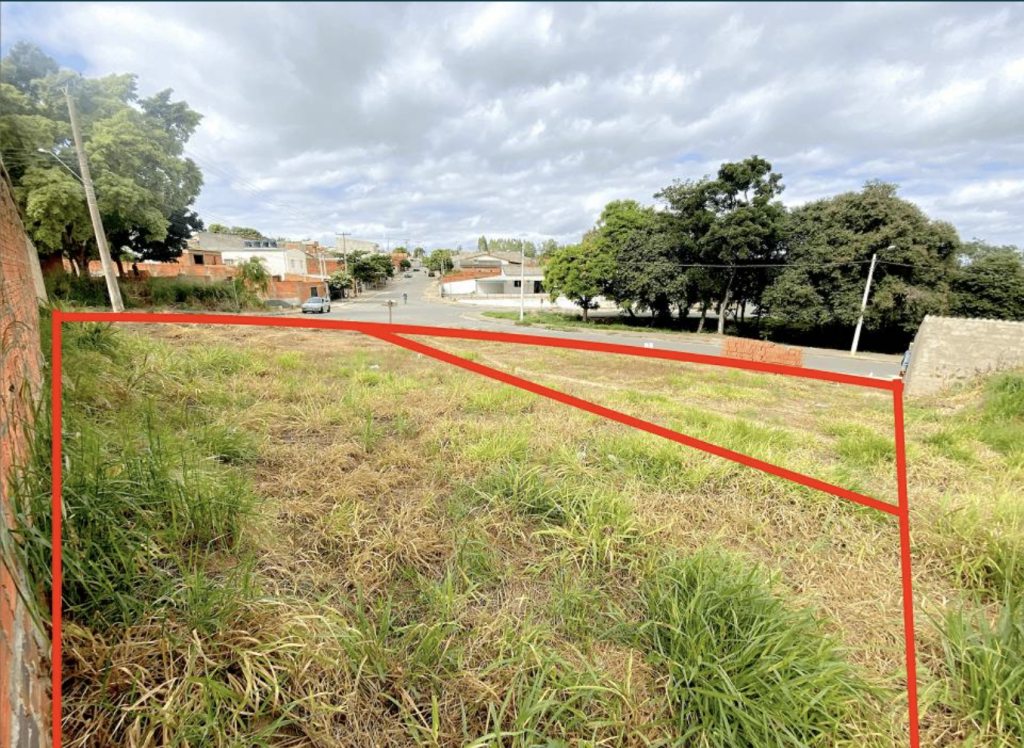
[305, 272, 901, 379]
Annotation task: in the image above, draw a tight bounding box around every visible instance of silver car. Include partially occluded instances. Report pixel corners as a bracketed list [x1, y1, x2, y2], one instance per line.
[301, 296, 331, 314]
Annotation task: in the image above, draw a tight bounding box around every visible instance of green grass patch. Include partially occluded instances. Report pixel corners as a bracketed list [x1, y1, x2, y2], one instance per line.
[938, 591, 1024, 743]
[639, 550, 882, 746]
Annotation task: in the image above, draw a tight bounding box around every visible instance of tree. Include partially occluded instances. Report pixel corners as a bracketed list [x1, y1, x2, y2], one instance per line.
[350, 251, 394, 288]
[235, 257, 269, 294]
[426, 250, 454, 272]
[229, 226, 263, 240]
[413, 247, 426, 259]
[544, 240, 615, 322]
[0, 41, 58, 92]
[399, 258, 412, 271]
[328, 269, 354, 297]
[951, 241, 1024, 321]
[0, 43, 205, 273]
[113, 208, 204, 274]
[478, 236, 488, 252]
[762, 182, 959, 342]
[208, 223, 230, 234]
[540, 239, 559, 256]
[659, 156, 788, 335]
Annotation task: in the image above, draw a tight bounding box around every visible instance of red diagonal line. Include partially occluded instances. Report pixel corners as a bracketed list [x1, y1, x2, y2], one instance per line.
[58, 311, 895, 391]
[367, 331, 900, 517]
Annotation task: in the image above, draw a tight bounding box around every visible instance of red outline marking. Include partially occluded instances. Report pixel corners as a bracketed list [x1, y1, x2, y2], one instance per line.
[58, 311, 897, 391]
[893, 381, 920, 747]
[51, 309, 63, 748]
[48, 311, 920, 747]
[370, 331, 899, 517]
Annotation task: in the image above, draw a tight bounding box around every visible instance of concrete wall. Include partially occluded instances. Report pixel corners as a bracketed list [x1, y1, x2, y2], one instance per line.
[0, 169, 50, 748]
[904, 315, 1024, 397]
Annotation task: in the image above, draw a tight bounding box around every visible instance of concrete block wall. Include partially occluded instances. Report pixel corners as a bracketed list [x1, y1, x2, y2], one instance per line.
[722, 337, 803, 367]
[904, 315, 1024, 397]
[0, 169, 50, 747]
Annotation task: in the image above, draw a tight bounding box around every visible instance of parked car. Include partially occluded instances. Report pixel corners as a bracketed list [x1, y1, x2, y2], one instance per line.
[301, 296, 331, 314]
[428, 271, 435, 277]
[413, 267, 421, 272]
[404, 272, 413, 278]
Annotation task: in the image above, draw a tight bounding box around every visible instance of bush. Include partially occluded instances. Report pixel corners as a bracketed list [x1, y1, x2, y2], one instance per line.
[6, 321, 255, 629]
[939, 591, 1024, 742]
[45, 272, 263, 311]
[979, 372, 1024, 467]
[640, 550, 880, 747]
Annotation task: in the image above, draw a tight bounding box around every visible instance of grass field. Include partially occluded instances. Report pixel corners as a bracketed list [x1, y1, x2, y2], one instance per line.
[8, 317, 1023, 747]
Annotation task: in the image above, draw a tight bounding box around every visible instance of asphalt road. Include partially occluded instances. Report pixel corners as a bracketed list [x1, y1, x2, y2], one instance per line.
[303, 272, 901, 380]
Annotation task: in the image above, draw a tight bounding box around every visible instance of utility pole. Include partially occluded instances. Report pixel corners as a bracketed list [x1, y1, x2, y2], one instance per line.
[851, 245, 893, 356]
[519, 241, 526, 322]
[66, 88, 124, 311]
[337, 232, 351, 297]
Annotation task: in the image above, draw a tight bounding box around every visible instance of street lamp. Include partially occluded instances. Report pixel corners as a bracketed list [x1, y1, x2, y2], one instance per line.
[37, 148, 82, 182]
[851, 244, 895, 356]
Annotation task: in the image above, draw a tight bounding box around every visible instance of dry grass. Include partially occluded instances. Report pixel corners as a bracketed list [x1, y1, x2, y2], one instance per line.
[40, 322, 1023, 747]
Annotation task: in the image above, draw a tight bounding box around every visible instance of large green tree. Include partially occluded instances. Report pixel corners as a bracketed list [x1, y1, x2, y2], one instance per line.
[658, 156, 788, 334]
[762, 182, 960, 340]
[951, 241, 1024, 321]
[426, 250, 454, 272]
[544, 239, 615, 321]
[0, 43, 204, 273]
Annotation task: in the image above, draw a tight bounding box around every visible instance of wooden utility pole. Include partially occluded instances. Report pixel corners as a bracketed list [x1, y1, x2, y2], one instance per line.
[66, 89, 123, 311]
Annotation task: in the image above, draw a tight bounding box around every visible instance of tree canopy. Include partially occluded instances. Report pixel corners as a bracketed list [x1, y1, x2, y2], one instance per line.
[762, 182, 960, 337]
[0, 42, 204, 271]
[544, 240, 615, 321]
[951, 241, 1024, 322]
[541, 156, 1016, 348]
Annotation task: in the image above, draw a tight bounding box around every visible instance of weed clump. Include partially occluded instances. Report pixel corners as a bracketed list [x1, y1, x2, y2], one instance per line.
[640, 550, 882, 747]
[939, 591, 1024, 743]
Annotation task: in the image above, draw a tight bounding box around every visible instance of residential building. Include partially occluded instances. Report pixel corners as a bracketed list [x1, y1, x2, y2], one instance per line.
[442, 252, 544, 296]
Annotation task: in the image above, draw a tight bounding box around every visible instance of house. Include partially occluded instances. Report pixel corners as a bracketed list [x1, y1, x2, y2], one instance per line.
[190, 232, 328, 304]
[442, 252, 545, 296]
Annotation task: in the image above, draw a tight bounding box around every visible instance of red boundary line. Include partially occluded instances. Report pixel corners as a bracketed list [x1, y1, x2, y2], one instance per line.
[48, 310, 921, 747]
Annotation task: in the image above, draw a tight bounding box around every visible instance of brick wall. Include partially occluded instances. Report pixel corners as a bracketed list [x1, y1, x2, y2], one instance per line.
[0, 169, 50, 746]
[904, 315, 1024, 397]
[722, 337, 803, 367]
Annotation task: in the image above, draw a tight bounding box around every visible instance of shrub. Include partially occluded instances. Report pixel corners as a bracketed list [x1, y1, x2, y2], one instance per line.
[639, 550, 881, 747]
[939, 591, 1024, 742]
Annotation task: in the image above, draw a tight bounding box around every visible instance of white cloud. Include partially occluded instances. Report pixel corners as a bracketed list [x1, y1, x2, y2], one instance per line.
[2, 1, 1022, 248]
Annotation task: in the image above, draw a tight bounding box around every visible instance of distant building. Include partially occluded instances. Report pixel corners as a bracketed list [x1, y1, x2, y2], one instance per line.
[442, 252, 544, 296]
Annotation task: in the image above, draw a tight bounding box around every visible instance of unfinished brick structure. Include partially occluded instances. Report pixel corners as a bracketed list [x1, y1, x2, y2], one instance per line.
[904, 315, 1024, 397]
[722, 337, 803, 368]
[0, 167, 50, 748]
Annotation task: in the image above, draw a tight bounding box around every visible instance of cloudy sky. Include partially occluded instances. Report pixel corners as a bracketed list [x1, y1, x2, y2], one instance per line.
[2, 2, 1023, 249]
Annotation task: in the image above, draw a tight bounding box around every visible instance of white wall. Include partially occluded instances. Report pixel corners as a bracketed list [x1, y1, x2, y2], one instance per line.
[222, 249, 308, 277]
[442, 278, 478, 294]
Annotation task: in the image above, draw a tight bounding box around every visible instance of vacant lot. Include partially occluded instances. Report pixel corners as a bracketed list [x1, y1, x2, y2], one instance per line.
[11, 318, 1023, 747]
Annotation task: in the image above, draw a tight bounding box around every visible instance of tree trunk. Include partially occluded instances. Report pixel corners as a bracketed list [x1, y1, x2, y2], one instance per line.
[582, 302, 589, 322]
[716, 289, 731, 335]
[717, 271, 735, 336]
[697, 303, 708, 334]
[740, 300, 747, 324]
[114, 255, 126, 278]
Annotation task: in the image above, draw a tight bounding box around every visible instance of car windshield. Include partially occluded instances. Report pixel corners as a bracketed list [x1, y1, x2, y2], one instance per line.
[306, 297, 323, 303]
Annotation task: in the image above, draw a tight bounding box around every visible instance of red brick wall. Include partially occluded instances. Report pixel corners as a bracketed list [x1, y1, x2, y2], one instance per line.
[442, 268, 500, 283]
[0, 169, 50, 747]
[723, 337, 803, 367]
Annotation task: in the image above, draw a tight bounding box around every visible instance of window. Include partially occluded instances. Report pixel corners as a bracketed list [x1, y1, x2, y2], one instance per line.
[533, 280, 544, 293]
[513, 280, 522, 288]
[193, 254, 205, 265]
[311, 287, 318, 297]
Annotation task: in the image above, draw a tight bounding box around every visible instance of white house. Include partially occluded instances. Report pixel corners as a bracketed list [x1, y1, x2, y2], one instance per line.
[443, 252, 545, 296]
